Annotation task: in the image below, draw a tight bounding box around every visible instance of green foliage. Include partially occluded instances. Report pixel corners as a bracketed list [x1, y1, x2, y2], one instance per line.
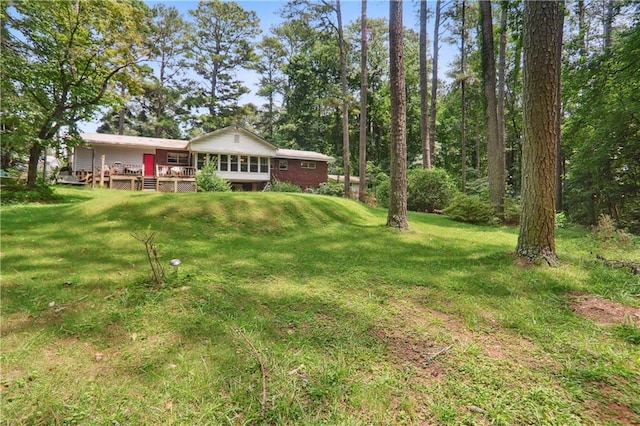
[502, 197, 521, 226]
[443, 193, 495, 224]
[563, 22, 640, 234]
[0, 179, 61, 204]
[195, 163, 231, 192]
[406, 168, 457, 213]
[3, 0, 148, 186]
[315, 181, 344, 197]
[269, 180, 302, 193]
[186, 0, 260, 131]
[555, 211, 567, 229]
[374, 175, 390, 208]
[466, 177, 490, 199]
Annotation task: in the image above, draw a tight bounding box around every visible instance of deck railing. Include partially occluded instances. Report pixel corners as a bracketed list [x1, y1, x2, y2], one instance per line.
[156, 165, 197, 178]
[110, 162, 143, 176]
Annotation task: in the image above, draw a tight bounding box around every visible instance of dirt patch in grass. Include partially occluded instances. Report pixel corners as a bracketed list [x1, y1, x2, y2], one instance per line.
[380, 300, 554, 369]
[571, 294, 640, 326]
[371, 327, 448, 381]
[582, 382, 640, 425]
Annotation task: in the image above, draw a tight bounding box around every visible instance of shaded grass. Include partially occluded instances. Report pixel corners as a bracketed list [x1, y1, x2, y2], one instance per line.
[1, 187, 639, 425]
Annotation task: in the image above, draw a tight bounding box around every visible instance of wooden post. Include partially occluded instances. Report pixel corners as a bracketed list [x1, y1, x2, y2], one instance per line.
[91, 149, 95, 189]
[100, 155, 106, 187]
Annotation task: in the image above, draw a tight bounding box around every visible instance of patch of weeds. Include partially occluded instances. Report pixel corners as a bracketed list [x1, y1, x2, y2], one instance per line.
[614, 322, 640, 345]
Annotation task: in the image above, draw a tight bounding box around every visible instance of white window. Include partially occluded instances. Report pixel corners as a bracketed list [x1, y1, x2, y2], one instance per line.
[220, 155, 229, 171]
[196, 153, 206, 169]
[301, 161, 316, 169]
[279, 159, 288, 170]
[260, 158, 268, 173]
[167, 152, 189, 165]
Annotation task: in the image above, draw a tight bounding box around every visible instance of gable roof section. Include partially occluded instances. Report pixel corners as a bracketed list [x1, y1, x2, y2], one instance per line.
[190, 126, 278, 148]
[81, 133, 188, 150]
[188, 126, 279, 157]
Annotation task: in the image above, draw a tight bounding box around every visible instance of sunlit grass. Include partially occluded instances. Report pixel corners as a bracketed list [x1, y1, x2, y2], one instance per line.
[1, 187, 639, 424]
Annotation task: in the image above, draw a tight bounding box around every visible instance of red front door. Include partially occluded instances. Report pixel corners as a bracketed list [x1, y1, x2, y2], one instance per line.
[143, 154, 155, 176]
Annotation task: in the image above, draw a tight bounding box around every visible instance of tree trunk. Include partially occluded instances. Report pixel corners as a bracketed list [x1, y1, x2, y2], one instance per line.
[387, 0, 408, 231]
[155, 51, 167, 138]
[517, 0, 561, 265]
[118, 108, 125, 135]
[555, 2, 565, 212]
[429, 0, 441, 161]
[497, 1, 507, 193]
[506, 36, 523, 190]
[359, 0, 368, 202]
[27, 142, 42, 187]
[336, 0, 350, 198]
[603, 0, 614, 49]
[480, 0, 505, 212]
[420, 0, 431, 168]
[460, 0, 467, 192]
[577, 0, 586, 55]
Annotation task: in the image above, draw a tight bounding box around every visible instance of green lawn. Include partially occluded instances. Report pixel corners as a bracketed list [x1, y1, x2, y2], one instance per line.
[1, 187, 639, 425]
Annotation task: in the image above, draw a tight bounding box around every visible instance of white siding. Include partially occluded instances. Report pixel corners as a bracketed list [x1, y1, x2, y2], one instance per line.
[73, 146, 150, 172]
[190, 129, 277, 157]
[73, 147, 93, 171]
[217, 171, 270, 182]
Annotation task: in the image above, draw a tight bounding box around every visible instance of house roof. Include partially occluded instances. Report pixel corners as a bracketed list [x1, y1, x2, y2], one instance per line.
[328, 174, 360, 184]
[189, 126, 278, 150]
[80, 129, 335, 163]
[276, 148, 335, 162]
[81, 133, 188, 150]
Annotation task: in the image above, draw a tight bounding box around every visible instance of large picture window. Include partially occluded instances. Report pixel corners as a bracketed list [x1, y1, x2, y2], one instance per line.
[167, 152, 189, 165]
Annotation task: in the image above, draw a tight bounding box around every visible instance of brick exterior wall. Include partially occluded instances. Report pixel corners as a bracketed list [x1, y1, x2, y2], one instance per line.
[270, 158, 329, 191]
[155, 149, 190, 166]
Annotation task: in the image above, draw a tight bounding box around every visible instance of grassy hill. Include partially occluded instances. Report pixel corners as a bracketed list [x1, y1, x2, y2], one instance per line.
[2, 187, 639, 425]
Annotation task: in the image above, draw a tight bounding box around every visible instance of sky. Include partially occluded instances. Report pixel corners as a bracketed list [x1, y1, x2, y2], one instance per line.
[81, 0, 455, 133]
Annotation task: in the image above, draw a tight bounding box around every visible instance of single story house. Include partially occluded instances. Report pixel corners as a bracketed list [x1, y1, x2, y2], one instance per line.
[72, 126, 334, 192]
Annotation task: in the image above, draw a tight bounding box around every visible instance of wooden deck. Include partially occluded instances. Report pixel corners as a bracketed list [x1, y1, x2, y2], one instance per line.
[69, 163, 198, 192]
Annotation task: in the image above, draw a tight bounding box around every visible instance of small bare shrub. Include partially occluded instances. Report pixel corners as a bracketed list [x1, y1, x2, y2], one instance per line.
[593, 214, 630, 243]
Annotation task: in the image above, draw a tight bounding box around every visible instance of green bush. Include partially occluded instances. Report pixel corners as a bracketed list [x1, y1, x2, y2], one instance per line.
[0, 179, 61, 204]
[270, 180, 302, 193]
[196, 163, 231, 192]
[375, 176, 390, 208]
[502, 197, 521, 225]
[443, 193, 495, 224]
[315, 181, 344, 197]
[407, 168, 457, 213]
[465, 177, 490, 199]
[555, 211, 567, 229]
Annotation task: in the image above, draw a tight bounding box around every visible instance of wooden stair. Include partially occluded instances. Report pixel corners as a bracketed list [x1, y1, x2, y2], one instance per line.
[143, 177, 157, 190]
